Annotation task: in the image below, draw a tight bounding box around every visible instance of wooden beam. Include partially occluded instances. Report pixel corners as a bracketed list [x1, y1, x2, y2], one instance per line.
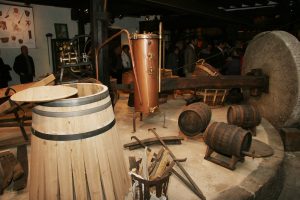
[160, 75, 268, 91]
[90, 0, 110, 85]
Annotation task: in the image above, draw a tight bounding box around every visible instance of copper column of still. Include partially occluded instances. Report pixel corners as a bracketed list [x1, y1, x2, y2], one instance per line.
[131, 33, 159, 114]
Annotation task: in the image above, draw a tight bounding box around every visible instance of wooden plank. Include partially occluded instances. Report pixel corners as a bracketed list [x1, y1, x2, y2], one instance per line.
[0, 127, 31, 150]
[160, 75, 267, 91]
[0, 74, 55, 115]
[150, 150, 169, 180]
[0, 82, 36, 98]
[37, 137, 46, 200]
[109, 126, 130, 194]
[44, 141, 58, 200]
[70, 140, 88, 199]
[0, 74, 56, 98]
[104, 131, 124, 200]
[57, 142, 73, 200]
[82, 138, 103, 200]
[29, 136, 39, 200]
[95, 135, 116, 200]
[0, 161, 3, 194]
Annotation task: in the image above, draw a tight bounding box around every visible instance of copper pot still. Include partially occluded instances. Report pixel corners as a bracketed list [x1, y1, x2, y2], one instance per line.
[131, 33, 159, 114]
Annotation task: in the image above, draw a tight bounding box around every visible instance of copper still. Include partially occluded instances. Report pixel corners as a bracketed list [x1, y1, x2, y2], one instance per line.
[131, 33, 159, 114]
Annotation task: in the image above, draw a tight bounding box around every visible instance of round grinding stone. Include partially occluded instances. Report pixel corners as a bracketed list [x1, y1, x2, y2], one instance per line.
[243, 31, 300, 128]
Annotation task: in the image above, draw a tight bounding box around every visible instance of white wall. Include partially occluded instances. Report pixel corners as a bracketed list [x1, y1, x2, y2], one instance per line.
[0, 2, 77, 85]
[0, 4, 155, 86]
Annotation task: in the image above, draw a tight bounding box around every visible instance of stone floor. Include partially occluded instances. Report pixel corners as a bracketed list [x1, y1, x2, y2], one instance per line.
[277, 151, 300, 200]
[115, 94, 266, 200]
[0, 92, 295, 199]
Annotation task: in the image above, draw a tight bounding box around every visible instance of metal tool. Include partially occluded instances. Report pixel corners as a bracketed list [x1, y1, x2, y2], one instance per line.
[148, 128, 206, 200]
[130, 136, 187, 163]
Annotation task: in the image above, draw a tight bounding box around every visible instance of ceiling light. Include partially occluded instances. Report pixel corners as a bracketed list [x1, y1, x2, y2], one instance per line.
[223, 4, 277, 12]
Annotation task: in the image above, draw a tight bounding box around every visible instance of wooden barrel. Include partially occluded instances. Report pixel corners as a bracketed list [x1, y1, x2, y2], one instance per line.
[203, 122, 252, 157]
[29, 83, 130, 200]
[227, 105, 261, 129]
[178, 102, 211, 137]
[193, 61, 220, 77]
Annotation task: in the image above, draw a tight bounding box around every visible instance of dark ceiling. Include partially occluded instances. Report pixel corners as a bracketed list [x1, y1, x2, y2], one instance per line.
[5, 0, 300, 29]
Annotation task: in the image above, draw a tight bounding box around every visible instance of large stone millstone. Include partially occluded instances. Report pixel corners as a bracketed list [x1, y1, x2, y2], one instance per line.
[243, 31, 300, 128]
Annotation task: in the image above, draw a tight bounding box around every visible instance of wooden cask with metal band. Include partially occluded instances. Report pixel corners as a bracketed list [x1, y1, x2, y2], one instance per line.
[131, 33, 159, 114]
[193, 60, 220, 77]
[227, 105, 261, 129]
[29, 83, 130, 200]
[193, 60, 227, 107]
[203, 122, 252, 157]
[178, 102, 211, 137]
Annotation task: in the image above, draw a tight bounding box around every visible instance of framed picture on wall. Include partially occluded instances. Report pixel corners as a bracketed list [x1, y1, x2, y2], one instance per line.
[0, 3, 36, 48]
[54, 23, 69, 39]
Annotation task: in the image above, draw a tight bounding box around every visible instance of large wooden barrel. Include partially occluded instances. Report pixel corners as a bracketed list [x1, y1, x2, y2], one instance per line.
[29, 83, 130, 200]
[203, 122, 252, 157]
[178, 102, 211, 137]
[227, 105, 261, 129]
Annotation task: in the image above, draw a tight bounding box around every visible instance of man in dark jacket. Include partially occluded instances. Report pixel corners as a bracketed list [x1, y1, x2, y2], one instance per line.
[184, 37, 198, 77]
[0, 57, 12, 88]
[13, 45, 35, 83]
[209, 40, 227, 74]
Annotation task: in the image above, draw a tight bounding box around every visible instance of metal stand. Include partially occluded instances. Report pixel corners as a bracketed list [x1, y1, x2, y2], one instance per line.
[204, 146, 243, 170]
[132, 109, 166, 133]
[58, 61, 92, 83]
[132, 110, 143, 133]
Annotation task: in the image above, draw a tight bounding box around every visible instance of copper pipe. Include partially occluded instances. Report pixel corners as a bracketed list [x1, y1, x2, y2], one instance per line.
[95, 29, 143, 104]
[103, 0, 107, 11]
[158, 22, 163, 92]
[162, 35, 165, 70]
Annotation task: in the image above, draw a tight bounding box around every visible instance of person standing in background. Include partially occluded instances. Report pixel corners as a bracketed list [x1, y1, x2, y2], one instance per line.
[0, 53, 12, 88]
[121, 44, 132, 72]
[13, 45, 35, 84]
[166, 46, 180, 76]
[209, 40, 227, 74]
[184, 37, 198, 77]
[110, 45, 123, 84]
[175, 40, 186, 77]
